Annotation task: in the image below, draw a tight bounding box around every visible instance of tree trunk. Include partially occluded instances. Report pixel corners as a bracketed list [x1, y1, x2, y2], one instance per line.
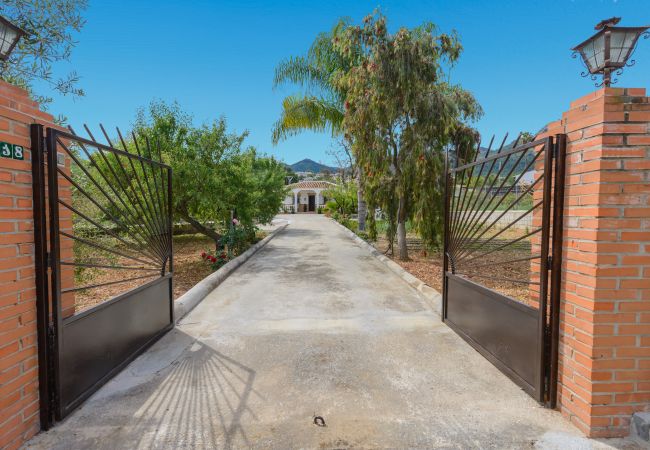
[357, 185, 367, 232]
[396, 195, 408, 260]
[179, 211, 221, 250]
[367, 201, 377, 241]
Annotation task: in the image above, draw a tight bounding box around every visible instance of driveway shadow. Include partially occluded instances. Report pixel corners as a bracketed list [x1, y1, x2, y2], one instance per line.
[132, 340, 257, 448]
[27, 330, 259, 450]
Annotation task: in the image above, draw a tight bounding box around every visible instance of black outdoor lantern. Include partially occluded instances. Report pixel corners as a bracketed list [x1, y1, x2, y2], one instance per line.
[572, 17, 649, 87]
[0, 15, 26, 61]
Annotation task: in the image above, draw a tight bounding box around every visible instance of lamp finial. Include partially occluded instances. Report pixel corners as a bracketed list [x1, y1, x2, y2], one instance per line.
[594, 17, 621, 30]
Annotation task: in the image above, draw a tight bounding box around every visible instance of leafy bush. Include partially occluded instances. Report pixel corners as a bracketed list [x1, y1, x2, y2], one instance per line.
[201, 250, 230, 270]
[200, 223, 260, 271]
[324, 182, 357, 217]
[219, 223, 258, 256]
[340, 218, 358, 232]
[375, 219, 414, 235]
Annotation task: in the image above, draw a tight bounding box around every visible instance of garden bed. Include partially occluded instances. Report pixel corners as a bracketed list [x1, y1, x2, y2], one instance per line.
[371, 234, 535, 306]
[73, 232, 266, 313]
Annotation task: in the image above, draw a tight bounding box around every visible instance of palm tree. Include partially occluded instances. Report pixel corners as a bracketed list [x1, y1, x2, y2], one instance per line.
[272, 19, 368, 230]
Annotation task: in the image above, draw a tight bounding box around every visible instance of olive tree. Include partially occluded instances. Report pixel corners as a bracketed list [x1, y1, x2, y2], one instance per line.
[132, 101, 287, 247]
[1, 0, 88, 111]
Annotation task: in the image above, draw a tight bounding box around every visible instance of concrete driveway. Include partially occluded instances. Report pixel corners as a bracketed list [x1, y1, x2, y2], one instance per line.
[27, 215, 633, 449]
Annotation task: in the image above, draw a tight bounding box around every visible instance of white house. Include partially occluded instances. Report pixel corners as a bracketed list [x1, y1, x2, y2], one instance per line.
[282, 180, 337, 213]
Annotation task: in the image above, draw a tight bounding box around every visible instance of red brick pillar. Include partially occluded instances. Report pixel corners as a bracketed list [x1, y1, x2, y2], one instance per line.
[0, 81, 60, 449]
[539, 87, 650, 438]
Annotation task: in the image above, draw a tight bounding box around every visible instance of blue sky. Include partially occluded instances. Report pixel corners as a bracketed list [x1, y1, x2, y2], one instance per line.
[38, 0, 650, 166]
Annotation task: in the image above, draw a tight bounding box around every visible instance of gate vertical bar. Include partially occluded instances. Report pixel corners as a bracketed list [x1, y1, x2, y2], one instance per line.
[536, 136, 555, 402]
[442, 148, 451, 319]
[30, 124, 52, 429]
[45, 128, 63, 420]
[548, 134, 567, 408]
[167, 166, 174, 322]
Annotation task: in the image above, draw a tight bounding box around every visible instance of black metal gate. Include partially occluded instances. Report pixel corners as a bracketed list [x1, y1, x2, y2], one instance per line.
[31, 124, 174, 427]
[443, 134, 566, 406]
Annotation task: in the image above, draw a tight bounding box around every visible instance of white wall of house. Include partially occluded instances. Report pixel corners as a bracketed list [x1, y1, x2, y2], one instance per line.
[281, 181, 336, 212]
[282, 189, 325, 212]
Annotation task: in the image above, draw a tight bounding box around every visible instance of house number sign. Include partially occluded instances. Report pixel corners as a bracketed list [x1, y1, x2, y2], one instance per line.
[0, 141, 24, 160]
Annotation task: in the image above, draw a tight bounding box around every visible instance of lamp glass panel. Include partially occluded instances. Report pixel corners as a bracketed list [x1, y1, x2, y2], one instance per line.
[580, 40, 595, 72]
[591, 34, 606, 71]
[580, 34, 605, 73]
[609, 30, 638, 65]
[0, 22, 19, 56]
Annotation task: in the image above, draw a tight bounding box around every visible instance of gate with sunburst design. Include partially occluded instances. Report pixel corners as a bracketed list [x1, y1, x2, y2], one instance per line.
[442, 134, 566, 406]
[31, 124, 174, 426]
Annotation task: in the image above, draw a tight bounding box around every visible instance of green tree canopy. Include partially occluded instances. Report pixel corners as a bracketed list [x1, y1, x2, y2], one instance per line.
[272, 19, 352, 144]
[132, 101, 287, 246]
[1, 0, 88, 110]
[334, 11, 481, 259]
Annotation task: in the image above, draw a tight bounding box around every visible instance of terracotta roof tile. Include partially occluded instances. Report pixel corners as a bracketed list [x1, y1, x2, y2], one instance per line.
[287, 181, 338, 190]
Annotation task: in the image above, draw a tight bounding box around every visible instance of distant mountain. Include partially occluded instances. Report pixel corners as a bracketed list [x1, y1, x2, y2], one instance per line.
[289, 158, 340, 173]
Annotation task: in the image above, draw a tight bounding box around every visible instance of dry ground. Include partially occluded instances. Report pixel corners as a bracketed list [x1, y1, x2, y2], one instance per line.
[373, 236, 444, 293]
[73, 232, 265, 313]
[371, 233, 535, 306]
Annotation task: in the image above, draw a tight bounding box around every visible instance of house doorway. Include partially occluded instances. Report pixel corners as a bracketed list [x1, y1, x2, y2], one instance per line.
[308, 194, 316, 212]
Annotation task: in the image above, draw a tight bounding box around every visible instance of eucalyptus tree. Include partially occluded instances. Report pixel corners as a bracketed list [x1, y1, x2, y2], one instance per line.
[272, 19, 369, 230]
[334, 11, 481, 259]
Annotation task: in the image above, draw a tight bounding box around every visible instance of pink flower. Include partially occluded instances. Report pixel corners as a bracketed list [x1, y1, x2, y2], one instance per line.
[210, 256, 217, 263]
[232, 218, 240, 226]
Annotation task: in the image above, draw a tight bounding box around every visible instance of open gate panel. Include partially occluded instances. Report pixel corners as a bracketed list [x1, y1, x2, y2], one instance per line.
[442, 134, 566, 406]
[31, 124, 174, 426]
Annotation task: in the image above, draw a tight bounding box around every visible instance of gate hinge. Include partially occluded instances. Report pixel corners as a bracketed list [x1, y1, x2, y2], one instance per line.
[547, 255, 553, 268]
[46, 252, 51, 268]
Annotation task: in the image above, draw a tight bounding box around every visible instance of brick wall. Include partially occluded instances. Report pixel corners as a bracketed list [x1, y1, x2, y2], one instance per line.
[528, 138, 552, 308]
[0, 81, 59, 449]
[539, 87, 650, 438]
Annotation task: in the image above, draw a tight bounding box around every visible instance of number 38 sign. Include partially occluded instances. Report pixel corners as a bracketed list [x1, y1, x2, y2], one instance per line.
[0, 141, 24, 160]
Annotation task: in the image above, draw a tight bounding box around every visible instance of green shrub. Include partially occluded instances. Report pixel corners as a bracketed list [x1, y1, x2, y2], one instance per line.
[340, 218, 358, 232]
[219, 224, 258, 256]
[357, 231, 370, 241]
[324, 182, 358, 216]
[324, 200, 338, 213]
[201, 249, 231, 270]
[375, 218, 414, 234]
